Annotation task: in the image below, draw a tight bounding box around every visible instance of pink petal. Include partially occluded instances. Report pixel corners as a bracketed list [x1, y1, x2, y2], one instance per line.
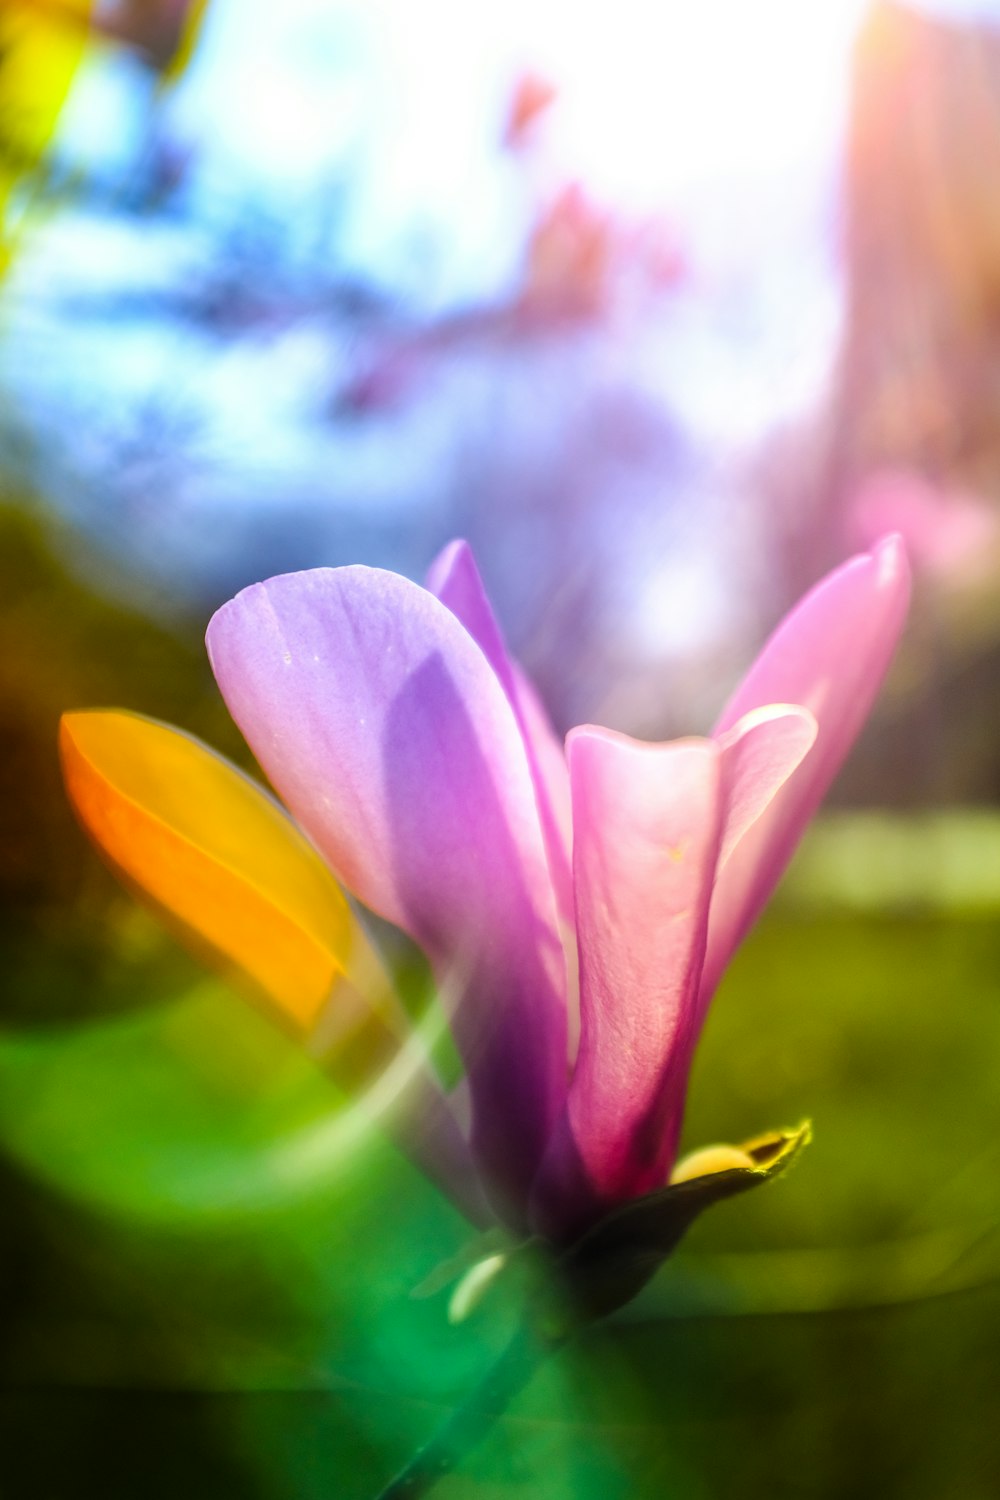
[426, 540, 573, 924]
[704, 535, 911, 996]
[206, 565, 567, 1225]
[715, 704, 818, 871]
[530, 706, 818, 1237]
[640, 703, 820, 1170]
[531, 728, 725, 1238]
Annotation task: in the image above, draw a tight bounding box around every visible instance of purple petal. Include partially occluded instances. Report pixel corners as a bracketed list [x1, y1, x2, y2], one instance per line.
[532, 728, 725, 1238]
[207, 565, 567, 1225]
[426, 540, 573, 925]
[703, 535, 911, 996]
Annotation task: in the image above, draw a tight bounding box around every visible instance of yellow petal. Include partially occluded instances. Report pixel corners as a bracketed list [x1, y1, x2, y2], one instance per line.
[669, 1144, 757, 1185]
[669, 1122, 813, 1187]
[60, 710, 361, 1028]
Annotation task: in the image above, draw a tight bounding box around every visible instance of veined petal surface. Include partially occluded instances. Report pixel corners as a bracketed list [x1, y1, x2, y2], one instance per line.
[646, 703, 820, 1162]
[426, 539, 573, 923]
[716, 704, 818, 871]
[533, 729, 724, 1238]
[206, 566, 567, 1224]
[704, 535, 911, 997]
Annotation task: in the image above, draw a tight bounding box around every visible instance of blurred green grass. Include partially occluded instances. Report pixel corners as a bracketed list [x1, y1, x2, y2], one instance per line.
[3, 503, 1000, 1497]
[3, 905, 1000, 1498]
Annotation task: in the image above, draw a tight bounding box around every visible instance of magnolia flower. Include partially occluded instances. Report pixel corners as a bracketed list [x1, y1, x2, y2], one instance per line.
[61, 537, 909, 1279]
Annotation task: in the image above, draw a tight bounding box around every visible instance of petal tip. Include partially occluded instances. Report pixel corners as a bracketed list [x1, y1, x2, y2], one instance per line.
[721, 701, 818, 744]
[439, 537, 472, 567]
[59, 707, 100, 736]
[862, 534, 912, 616]
[206, 575, 273, 650]
[871, 530, 909, 580]
[568, 723, 717, 761]
[425, 536, 477, 600]
[59, 707, 134, 759]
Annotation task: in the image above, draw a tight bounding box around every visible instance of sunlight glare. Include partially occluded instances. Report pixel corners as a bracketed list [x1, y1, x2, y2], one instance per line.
[502, 0, 872, 210]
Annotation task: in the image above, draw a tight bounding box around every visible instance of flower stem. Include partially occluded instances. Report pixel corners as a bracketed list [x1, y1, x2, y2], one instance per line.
[373, 1320, 567, 1499]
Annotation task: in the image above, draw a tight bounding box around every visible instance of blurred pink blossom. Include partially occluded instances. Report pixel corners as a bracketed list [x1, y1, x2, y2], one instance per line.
[850, 470, 999, 582]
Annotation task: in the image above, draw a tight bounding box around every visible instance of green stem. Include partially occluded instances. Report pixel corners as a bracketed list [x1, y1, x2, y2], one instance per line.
[373, 1320, 568, 1499]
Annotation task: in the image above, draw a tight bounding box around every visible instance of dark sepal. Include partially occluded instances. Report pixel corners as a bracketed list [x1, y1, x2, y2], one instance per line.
[555, 1121, 812, 1324]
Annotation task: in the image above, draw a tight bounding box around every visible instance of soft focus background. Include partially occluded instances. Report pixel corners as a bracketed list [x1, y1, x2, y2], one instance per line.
[4, 0, 1000, 1495]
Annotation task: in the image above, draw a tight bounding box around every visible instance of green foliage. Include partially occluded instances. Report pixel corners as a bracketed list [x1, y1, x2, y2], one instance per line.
[4, 882, 1000, 1495]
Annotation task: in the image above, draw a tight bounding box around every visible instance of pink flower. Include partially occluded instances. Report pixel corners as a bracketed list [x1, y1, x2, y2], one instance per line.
[849, 469, 999, 584]
[62, 536, 910, 1252]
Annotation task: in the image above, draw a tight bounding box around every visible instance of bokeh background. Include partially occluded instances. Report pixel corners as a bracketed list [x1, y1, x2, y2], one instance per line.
[4, 0, 1000, 1494]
